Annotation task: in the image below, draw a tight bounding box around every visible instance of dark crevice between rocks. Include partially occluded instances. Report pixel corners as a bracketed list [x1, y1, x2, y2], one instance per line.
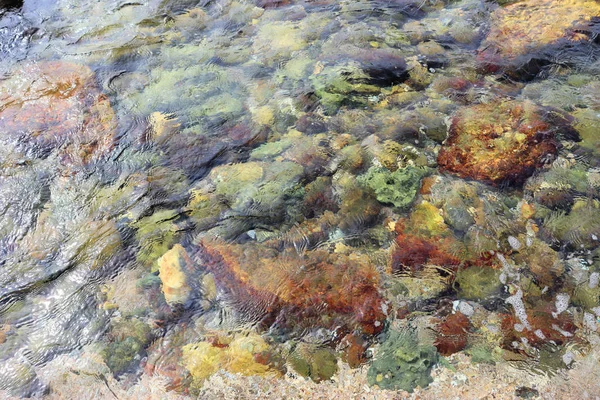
[0, 0, 22, 10]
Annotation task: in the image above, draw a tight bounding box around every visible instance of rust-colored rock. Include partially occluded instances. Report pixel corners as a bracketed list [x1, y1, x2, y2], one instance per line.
[194, 239, 386, 336]
[433, 312, 472, 356]
[0, 61, 116, 166]
[391, 202, 464, 275]
[500, 304, 576, 350]
[437, 100, 577, 187]
[340, 334, 369, 367]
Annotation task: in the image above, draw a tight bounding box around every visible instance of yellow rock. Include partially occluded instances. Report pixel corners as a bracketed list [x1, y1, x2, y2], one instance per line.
[157, 244, 192, 306]
[417, 41, 444, 56]
[148, 112, 180, 140]
[255, 21, 306, 56]
[182, 333, 276, 386]
[252, 105, 275, 126]
[520, 201, 536, 220]
[409, 202, 448, 237]
[486, 0, 600, 59]
[202, 273, 217, 302]
[182, 342, 222, 381]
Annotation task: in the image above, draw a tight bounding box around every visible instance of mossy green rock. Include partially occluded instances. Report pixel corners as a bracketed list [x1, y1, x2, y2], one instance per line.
[210, 161, 304, 217]
[467, 343, 500, 365]
[573, 283, 600, 309]
[358, 166, 427, 210]
[573, 108, 600, 154]
[102, 318, 152, 375]
[368, 329, 438, 392]
[455, 266, 503, 301]
[289, 345, 338, 383]
[103, 337, 144, 375]
[311, 63, 380, 114]
[250, 138, 295, 160]
[133, 209, 182, 271]
[543, 200, 600, 248]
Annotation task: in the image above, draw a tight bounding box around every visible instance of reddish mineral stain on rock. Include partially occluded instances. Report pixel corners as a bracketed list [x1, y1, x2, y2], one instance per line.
[0, 61, 116, 167]
[500, 304, 576, 350]
[194, 239, 386, 336]
[391, 203, 463, 274]
[434, 312, 472, 356]
[437, 100, 577, 187]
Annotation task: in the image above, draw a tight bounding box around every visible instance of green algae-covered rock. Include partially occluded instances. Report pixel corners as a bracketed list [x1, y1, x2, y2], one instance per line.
[187, 161, 305, 238]
[311, 63, 380, 114]
[358, 166, 428, 210]
[573, 281, 600, 309]
[102, 318, 152, 376]
[289, 344, 338, 383]
[103, 337, 145, 375]
[250, 138, 295, 160]
[466, 343, 501, 365]
[211, 161, 304, 218]
[542, 199, 600, 249]
[455, 266, 503, 301]
[368, 329, 438, 392]
[133, 209, 183, 271]
[573, 108, 600, 154]
[333, 171, 382, 233]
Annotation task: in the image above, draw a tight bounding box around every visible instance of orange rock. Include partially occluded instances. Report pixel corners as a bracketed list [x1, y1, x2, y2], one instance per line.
[0, 61, 116, 166]
[340, 334, 369, 367]
[520, 201, 536, 220]
[437, 100, 576, 187]
[434, 312, 472, 356]
[392, 233, 462, 274]
[195, 239, 386, 336]
[478, 0, 600, 79]
[157, 244, 193, 306]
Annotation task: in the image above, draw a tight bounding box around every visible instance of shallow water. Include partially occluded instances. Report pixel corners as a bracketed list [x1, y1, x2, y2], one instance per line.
[1, 0, 600, 398]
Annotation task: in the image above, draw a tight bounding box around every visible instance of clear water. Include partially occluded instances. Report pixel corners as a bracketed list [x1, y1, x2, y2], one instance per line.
[1, 0, 600, 398]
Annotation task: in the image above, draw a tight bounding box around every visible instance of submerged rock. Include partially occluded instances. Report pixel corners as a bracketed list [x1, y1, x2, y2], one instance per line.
[158, 244, 194, 307]
[358, 166, 428, 210]
[478, 0, 600, 80]
[187, 160, 305, 238]
[182, 333, 280, 388]
[542, 199, 600, 249]
[455, 266, 503, 301]
[433, 312, 472, 356]
[573, 108, 600, 154]
[288, 343, 338, 383]
[194, 239, 386, 337]
[101, 317, 152, 376]
[501, 301, 576, 350]
[0, 61, 116, 167]
[311, 63, 381, 114]
[367, 329, 438, 392]
[437, 100, 578, 187]
[391, 202, 464, 275]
